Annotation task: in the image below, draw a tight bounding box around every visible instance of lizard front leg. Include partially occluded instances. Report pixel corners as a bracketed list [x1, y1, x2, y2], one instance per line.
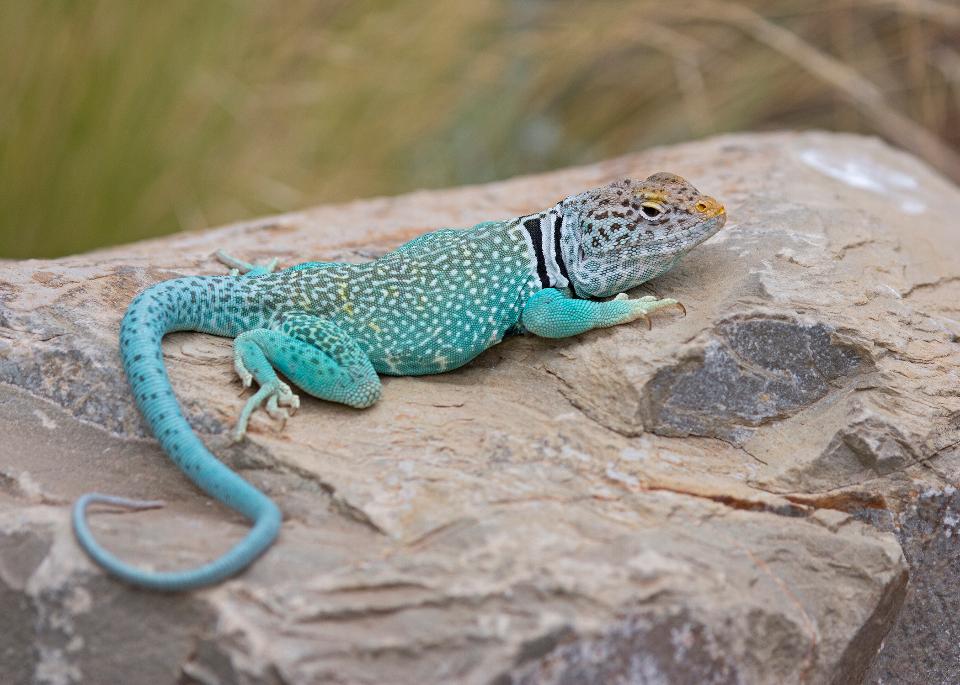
[232, 313, 381, 440]
[520, 288, 683, 339]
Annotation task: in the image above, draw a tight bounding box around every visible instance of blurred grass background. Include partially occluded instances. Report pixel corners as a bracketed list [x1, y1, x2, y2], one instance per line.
[1, 0, 958, 258]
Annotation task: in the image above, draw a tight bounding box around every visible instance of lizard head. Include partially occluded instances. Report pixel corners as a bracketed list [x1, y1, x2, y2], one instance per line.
[557, 173, 726, 298]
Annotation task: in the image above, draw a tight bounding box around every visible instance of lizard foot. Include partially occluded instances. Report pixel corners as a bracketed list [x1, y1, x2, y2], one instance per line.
[215, 250, 279, 278]
[614, 294, 685, 328]
[233, 380, 300, 442]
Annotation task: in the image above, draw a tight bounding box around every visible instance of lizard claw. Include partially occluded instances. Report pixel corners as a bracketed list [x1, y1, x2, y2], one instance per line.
[233, 380, 300, 441]
[265, 396, 291, 428]
[233, 357, 254, 388]
[280, 392, 300, 415]
[265, 391, 299, 423]
[627, 296, 687, 330]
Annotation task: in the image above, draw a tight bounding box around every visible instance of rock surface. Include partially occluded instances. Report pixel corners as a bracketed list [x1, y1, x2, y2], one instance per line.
[1, 131, 958, 684]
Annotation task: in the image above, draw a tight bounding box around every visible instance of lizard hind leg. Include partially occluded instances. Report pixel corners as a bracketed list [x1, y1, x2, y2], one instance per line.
[231, 315, 381, 440]
[215, 250, 279, 278]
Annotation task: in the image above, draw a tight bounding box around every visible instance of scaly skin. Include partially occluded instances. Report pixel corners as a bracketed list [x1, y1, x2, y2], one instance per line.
[72, 173, 726, 591]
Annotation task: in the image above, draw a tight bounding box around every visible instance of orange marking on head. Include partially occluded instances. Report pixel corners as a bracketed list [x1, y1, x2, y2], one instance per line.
[695, 197, 725, 218]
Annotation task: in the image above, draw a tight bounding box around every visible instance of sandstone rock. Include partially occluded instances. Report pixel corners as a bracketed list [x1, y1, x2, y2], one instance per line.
[1, 131, 957, 683]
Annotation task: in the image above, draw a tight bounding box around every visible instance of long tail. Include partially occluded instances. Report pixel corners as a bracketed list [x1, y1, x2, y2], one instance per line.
[72, 276, 281, 591]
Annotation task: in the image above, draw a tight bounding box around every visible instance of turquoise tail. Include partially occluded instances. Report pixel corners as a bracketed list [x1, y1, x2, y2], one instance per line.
[72, 276, 281, 591]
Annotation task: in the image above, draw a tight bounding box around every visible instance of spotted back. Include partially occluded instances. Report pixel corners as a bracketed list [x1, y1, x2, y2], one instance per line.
[556, 173, 726, 297]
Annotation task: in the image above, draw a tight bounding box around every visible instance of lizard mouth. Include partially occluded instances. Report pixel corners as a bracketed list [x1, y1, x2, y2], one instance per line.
[586, 213, 727, 260]
[685, 211, 726, 241]
[704, 211, 726, 231]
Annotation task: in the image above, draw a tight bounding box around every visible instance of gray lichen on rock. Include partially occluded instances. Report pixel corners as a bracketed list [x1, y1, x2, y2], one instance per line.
[642, 314, 870, 442]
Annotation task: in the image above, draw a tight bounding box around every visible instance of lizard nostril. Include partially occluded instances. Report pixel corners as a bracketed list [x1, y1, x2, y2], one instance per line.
[695, 198, 724, 216]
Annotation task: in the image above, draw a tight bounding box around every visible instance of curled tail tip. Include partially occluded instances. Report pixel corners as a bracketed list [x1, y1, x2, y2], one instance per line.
[71, 493, 282, 592]
[75, 493, 166, 513]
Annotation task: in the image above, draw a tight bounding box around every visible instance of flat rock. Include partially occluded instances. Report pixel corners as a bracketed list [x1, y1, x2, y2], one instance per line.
[1, 131, 958, 684]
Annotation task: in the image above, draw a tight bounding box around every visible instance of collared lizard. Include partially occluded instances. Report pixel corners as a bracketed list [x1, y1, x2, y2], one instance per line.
[72, 173, 726, 591]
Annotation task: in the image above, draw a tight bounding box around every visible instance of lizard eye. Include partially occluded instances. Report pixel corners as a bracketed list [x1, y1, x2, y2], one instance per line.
[640, 203, 664, 219]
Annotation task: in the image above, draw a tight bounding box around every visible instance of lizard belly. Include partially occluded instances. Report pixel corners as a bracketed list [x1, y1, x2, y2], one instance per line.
[359, 312, 517, 376]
